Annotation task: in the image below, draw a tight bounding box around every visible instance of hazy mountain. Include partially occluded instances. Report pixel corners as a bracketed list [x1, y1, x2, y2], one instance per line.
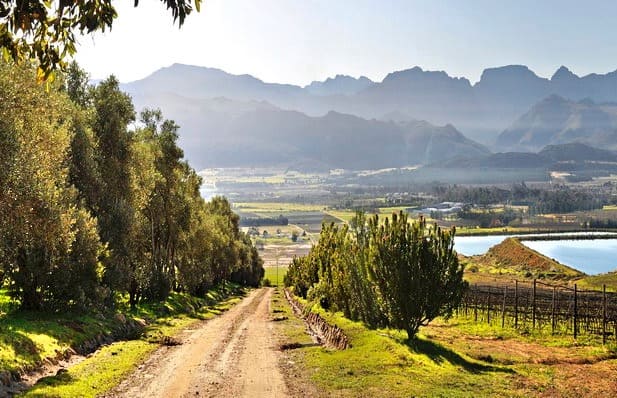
[538, 142, 617, 163]
[497, 95, 617, 152]
[121, 63, 617, 167]
[304, 75, 374, 96]
[138, 97, 490, 170]
[442, 142, 617, 170]
[550, 66, 617, 103]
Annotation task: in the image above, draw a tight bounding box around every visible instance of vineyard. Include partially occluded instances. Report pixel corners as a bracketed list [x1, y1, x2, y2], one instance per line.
[461, 279, 617, 343]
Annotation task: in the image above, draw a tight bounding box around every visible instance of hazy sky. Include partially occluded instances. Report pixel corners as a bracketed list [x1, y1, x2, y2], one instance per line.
[76, 0, 617, 85]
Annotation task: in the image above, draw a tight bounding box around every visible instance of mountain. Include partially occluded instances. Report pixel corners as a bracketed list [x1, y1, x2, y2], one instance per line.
[199, 108, 490, 169]
[442, 142, 617, 170]
[538, 143, 617, 163]
[120, 63, 617, 169]
[122, 63, 305, 106]
[304, 75, 373, 96]
[133, 94, 490, 170]
[496, 95, 617, 152]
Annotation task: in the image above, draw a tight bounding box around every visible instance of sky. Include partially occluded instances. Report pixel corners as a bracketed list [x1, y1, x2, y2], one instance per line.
[75, 0, 617, 85]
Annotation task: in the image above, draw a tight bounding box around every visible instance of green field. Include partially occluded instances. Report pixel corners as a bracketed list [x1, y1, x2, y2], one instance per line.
[233, 202, 326, 213]
[263, 266, 288, 287]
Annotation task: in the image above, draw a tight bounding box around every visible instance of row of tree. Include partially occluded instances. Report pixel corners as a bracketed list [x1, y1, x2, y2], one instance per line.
[435, 183, 607, 213]
[284, 212, 466, 339]
[0, 62, 263, 312]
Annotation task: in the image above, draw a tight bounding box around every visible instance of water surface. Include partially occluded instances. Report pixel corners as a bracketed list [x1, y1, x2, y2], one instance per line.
[454, 232, 617, 275]
[523, 239, 617, 275]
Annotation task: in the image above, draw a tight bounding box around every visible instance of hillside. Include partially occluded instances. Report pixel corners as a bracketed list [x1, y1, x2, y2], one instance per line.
[473, 238, 583, 280]
[173, 107, 490, 170]
[497, 95, 617, 152]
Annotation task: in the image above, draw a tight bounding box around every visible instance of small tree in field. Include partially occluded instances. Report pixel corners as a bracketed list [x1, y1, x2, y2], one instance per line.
[368, 212, 466, 339]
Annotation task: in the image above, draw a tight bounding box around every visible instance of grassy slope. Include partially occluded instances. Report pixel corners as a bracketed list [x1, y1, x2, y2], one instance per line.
[463, 237, 583, 284]
[0, 285, 245, 398]
[576, 272, 617, 292]
[273, 288, 617, 397]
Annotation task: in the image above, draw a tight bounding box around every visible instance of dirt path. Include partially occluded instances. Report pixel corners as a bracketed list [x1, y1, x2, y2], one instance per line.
[105, 288, 289, 398]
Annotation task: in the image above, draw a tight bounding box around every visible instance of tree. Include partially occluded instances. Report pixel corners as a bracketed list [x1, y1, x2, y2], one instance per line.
[91, 75, 136, 297]
[368, 213, 466, 339]
[0, 0, 202, 78]
[0, 63, 105, 310]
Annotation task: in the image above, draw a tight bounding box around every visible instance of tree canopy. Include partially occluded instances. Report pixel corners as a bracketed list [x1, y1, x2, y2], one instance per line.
[285, 212, 467, 339]
[0, 0, 202, 78]
[0, 61, 263, 312]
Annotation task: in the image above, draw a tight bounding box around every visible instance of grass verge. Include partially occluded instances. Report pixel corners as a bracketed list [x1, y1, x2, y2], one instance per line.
[0, 284, 246, 398]
[272, 287, 617, 397]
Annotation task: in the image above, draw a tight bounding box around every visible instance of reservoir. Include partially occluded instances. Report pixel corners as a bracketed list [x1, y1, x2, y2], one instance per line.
[454, 232, 617, 275]
[523, 239, 617, 275]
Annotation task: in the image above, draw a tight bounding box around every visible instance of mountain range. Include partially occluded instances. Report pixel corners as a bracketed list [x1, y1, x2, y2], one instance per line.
[120, 63, 617, 171]
[497, 95, 617, 152]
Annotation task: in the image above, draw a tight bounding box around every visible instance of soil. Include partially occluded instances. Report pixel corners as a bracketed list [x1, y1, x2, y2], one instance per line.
[104, 288, 290, 398]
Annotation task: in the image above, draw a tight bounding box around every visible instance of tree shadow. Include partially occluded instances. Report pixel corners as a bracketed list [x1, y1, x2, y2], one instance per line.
[20, 370, 75, 397]
[0, 328, 43, 364]
[406, 338, 514, 374]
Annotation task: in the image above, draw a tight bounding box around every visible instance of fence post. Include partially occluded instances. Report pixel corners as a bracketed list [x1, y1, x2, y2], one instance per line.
[574, 284, 578, 339]
[532, 279, 537, 330]
[487, 286, 491, 324]
[551, 286, 556, 334]
[603, 284, 607, 345]
[474, 284, 478, 322]
[514, 280, 518, 328]
[502, 285, 507, 328]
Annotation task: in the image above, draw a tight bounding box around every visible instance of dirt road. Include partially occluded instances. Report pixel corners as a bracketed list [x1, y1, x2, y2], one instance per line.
[106, 288, 289, 398]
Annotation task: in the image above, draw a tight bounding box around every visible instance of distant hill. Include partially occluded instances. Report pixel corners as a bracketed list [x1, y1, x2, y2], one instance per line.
[497, 95, 617, 152]
[204, 109, 491, 170]
[538, 142, 617, 162]
[143, 101, 489, 170]
[443, 142, 617, 171]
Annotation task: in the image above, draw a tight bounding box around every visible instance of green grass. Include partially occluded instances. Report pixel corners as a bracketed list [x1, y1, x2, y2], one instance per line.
[0, 284, 246, 397]
[0, 311, 119, 374]
[22, 341, 153, 398]
[233, 202, 325, 213]
[273, 289, 617, 397]
[577, 271, 617, 291]
[263, 266, 288, 287]
[323, 210, 356, 223]
[274, 293, 519, 397]
[0, 288, 16, 315]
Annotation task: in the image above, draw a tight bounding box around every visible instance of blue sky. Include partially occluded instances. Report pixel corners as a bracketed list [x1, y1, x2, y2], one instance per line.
[76, 0, 617, 84]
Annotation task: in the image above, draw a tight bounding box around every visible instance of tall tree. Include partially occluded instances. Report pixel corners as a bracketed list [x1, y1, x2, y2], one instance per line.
[91, 75, 136, 296]
[0, 63, 104, 310]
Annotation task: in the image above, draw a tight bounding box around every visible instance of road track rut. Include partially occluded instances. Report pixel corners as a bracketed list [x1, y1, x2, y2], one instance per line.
[106, 288, 289, 398]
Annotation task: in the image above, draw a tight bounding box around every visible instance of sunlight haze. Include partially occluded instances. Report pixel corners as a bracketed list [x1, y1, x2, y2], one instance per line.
[76, 0, 617, 84]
